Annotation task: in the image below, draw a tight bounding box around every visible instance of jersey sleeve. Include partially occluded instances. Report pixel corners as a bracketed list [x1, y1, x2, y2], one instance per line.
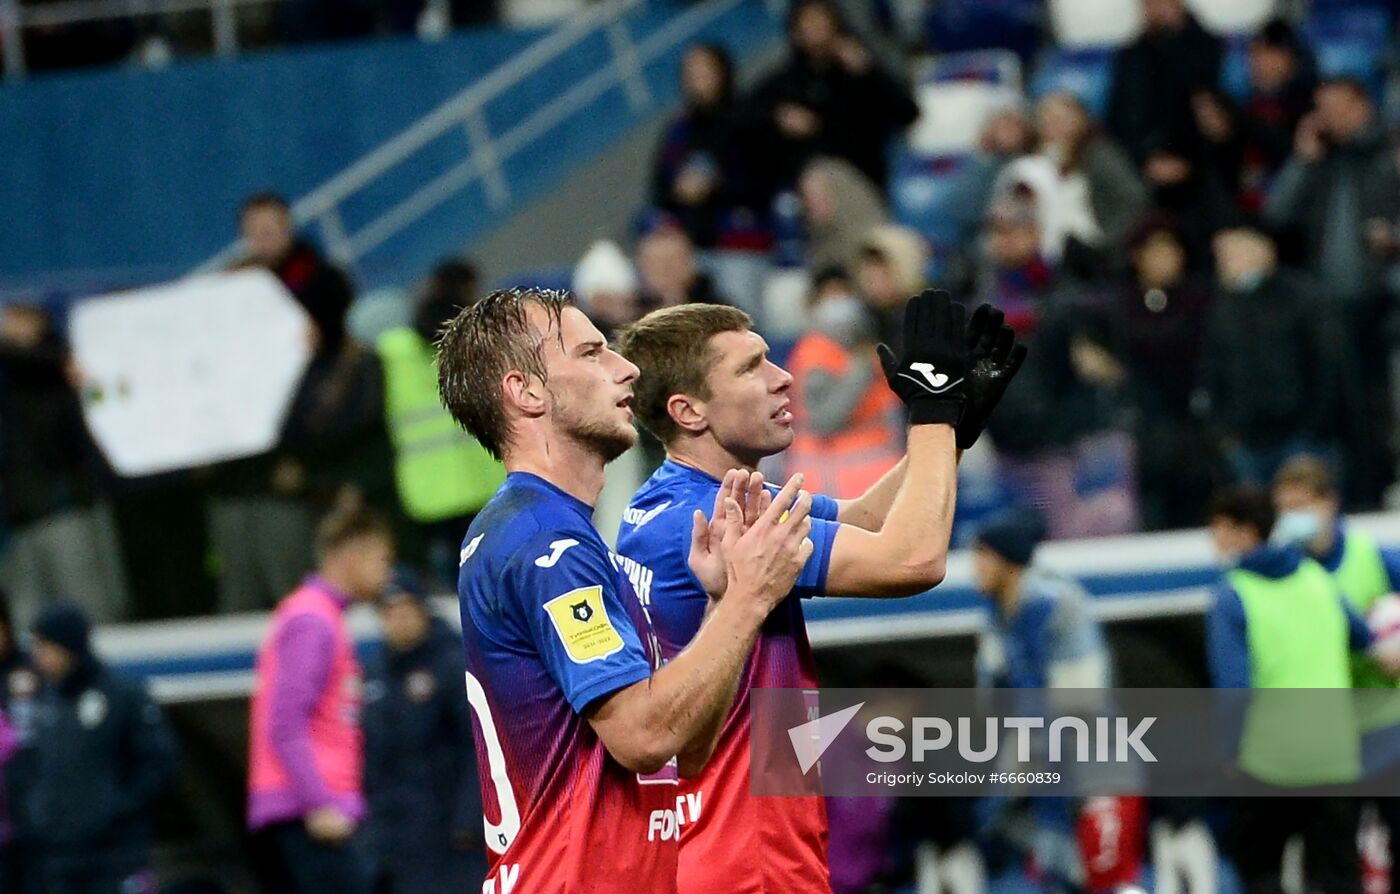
[793, 516, 841, 599]
[811, 493, 840, 521]
[509, 532, 653, 714]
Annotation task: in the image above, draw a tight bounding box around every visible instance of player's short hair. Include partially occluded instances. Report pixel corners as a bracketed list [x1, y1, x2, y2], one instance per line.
[436, 287, 573, 460]
[316, 503, 392, 559]
[240, 191, 290, 219]
[1274, 455, 1336, 498]
[616, 303, 753, 445]
[1208, 485, 1276, 541]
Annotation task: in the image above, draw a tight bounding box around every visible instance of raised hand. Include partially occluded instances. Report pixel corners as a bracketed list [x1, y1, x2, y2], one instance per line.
[688, 470, 775, 598]
[721, 473, 814, 616]
[956, 303, 1027, 450]
[876, 289, 968, 426]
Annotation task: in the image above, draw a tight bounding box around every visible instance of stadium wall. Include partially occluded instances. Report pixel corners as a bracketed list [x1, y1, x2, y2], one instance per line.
[0, 0, 781, 296]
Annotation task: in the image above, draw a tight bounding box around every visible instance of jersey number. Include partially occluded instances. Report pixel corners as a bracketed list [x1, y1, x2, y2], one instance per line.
[465, 670, 522, 855]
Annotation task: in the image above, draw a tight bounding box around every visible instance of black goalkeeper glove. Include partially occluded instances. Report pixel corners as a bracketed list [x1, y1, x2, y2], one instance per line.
[876, 289, 967, 426]
[957, 303, 1028, 450]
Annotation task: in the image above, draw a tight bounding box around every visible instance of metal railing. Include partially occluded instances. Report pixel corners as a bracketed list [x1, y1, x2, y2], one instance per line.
[195, 0, 778, 277]
[0, 0, 287, 79]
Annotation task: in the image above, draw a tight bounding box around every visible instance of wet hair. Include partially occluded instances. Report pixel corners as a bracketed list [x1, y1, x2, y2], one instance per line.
[436, 287, 573, 460]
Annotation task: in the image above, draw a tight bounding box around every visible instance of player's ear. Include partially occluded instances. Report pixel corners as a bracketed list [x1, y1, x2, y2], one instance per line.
[503, 370, 547, 418]
[667, 392, 708, 435]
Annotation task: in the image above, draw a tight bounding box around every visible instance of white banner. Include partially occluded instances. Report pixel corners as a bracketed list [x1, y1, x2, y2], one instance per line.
[70, 269, 312, 477]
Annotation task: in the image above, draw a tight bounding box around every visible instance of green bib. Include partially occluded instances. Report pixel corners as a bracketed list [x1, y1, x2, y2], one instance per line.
[1230, 559, 1360, 786]
[1330, 530, 1397, 692]
[377, 327, 505, 523]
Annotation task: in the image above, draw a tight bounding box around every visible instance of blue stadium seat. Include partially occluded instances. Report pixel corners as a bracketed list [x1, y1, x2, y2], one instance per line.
[918, 49, 1024, 89]
[1304, 6, 1393, 87]
[1220, 35, 1253, 101]
[924, 0, 1043, 60]
[1309, 0, 1399, 14]
[890, 151, 973, 249]
[1030, 48, 1116, 118]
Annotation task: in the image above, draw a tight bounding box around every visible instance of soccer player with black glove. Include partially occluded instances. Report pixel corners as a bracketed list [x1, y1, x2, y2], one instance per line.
[614, 289, 1028, 894]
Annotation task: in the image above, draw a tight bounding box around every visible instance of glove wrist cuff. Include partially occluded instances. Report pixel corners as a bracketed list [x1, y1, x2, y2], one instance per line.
[909, 399, 963, 426]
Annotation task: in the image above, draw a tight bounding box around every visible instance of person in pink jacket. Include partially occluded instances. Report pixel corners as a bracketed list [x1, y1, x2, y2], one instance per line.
[247, 504, 394, 894]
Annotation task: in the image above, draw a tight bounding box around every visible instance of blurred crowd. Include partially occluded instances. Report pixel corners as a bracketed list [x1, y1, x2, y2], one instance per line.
[5, 1, 1400, 890]
[2, 0, 1400, 620]
[556, 0, 1400, 543]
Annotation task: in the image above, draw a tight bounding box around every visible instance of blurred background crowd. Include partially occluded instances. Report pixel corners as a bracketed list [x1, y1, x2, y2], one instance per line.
[4, 0, 1400, 625]
[7, 0, 1400, 890]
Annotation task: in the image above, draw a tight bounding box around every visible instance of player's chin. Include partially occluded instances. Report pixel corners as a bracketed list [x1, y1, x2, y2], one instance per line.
[761, 425, 796, 454]
[597, 425, 638, 463]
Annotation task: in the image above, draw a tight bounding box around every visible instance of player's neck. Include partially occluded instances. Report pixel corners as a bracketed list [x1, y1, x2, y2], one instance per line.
[666, 435, 760, 481]
[505, 437, 607, 508]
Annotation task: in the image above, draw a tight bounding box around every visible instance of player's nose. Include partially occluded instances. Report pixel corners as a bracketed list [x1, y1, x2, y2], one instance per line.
[610, 349, 640, 385]
[767, 360, 793, 393]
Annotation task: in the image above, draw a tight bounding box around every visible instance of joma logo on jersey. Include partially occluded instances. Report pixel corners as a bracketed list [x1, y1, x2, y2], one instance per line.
[647, 808, 680, 842]
[623, 501, 671, 528]
[534, 539, 579, 568]
[460, 534, 484, 566]
[610, 553, 654, 604]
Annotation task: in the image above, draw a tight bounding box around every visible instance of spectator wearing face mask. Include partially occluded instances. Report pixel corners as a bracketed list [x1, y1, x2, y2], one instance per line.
[1272, 458, 1400, 681]
[1205, 486, 1394, 894]
[1272, 455, 1400, 894]
[784, 267, 902, 499]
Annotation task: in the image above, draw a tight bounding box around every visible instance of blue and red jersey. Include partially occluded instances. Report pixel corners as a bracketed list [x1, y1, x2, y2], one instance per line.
[458, 472, 678, 894]
[618, 459, 841, 894]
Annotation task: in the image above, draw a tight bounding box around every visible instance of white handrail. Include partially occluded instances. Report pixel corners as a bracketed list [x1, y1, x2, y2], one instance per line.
[2, 0, 278, 78]
[17, 0, 271, 29]
[196, 0, 772, 278]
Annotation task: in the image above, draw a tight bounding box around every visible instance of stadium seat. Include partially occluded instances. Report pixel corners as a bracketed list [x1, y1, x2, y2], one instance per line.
[917, 49, 1024, 89]
[1049, 0, 1141, 49]
[908, 80, 1023, 156]
[924, 0, 1043, 60]
[1030, 48, 1117, 118]
[1219, 35, 1253, 101]
[890, 151, 974, 249]
[1304, 5, 1393, 86]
